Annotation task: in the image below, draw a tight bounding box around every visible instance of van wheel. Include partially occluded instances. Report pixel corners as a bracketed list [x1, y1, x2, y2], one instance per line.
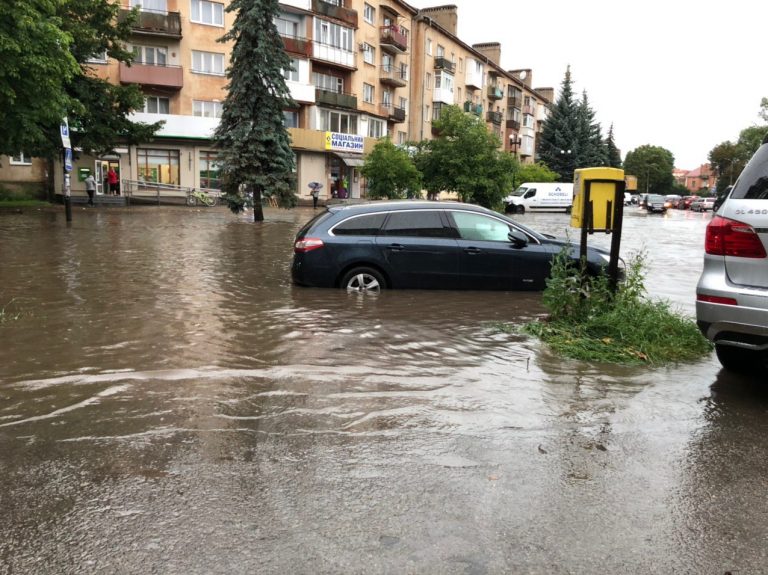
[715, 344, 760, 373]
[516, 205, 525, 215]
[341, 267, 386, 292]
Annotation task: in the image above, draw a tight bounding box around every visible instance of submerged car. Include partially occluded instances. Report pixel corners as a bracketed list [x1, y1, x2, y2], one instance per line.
[292, 201, 613, 291]
[644, 194, 667, 213]
[696, 134, 768, 373]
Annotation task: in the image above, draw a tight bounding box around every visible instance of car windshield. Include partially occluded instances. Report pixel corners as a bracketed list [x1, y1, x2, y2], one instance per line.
[648, 194, 664, 202]
[510, 186, 529, 197]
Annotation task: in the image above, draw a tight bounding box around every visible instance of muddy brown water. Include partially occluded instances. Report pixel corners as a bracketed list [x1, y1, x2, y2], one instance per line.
[1, 205, 767, 574]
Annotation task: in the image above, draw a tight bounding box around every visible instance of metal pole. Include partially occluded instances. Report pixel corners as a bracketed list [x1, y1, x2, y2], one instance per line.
[62, 153, 72, 222]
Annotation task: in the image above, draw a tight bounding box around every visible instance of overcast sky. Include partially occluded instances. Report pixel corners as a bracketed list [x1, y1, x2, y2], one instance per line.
[407, 0, 767, 170]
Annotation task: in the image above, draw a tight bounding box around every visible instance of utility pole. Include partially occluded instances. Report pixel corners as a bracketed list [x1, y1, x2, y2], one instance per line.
[60, 119, 73, 222]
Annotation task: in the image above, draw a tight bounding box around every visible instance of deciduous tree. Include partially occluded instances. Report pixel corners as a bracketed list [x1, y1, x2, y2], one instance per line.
[623, 145, 675, 195]
[361, 138, 421, 200]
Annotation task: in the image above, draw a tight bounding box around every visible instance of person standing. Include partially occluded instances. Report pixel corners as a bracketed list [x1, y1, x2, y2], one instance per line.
[107, 167, 119, 195]
[311, 187, 319, 209]
[84, 173, 96, 206]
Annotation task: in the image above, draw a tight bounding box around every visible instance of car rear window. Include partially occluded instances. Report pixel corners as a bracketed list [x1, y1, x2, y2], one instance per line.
[731, 144, 768, 200]
[332, 213, 386, 236]
[296, 210, 333, 238]
[381, 210, 452, 238]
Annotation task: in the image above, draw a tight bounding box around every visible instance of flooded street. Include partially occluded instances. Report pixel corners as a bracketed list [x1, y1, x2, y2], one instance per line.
[1, 205, 767, 574]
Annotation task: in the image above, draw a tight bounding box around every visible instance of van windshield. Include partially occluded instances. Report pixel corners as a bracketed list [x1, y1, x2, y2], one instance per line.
[510, 186, 529, 197]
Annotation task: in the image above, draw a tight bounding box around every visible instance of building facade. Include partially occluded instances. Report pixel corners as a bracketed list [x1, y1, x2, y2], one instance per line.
[51, 0, 551, 204]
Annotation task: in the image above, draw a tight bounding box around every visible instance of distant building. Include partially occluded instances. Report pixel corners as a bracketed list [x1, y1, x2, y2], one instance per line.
[682, 164, 716, 195]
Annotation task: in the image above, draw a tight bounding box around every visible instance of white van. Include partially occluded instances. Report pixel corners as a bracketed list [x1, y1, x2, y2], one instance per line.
[503, 182, 574, 214]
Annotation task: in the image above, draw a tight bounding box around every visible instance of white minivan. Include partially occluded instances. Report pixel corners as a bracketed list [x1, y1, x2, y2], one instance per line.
[503, 182, 574, 214]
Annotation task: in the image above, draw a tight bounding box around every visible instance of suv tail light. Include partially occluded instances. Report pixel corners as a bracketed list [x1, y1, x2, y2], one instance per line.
[294, 237, 324, 253]
[704, 215, 767, 258]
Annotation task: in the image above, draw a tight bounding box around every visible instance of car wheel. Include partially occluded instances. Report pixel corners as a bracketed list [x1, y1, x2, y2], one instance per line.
[715, 344, 761, 373]
[504, 204, 515, 214]
[341, 267, 386, 292]
[516, 205, 525, 214]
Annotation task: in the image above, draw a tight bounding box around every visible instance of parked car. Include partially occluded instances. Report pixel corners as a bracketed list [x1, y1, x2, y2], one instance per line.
[681, 195, 700, 209]
[645, 194, 667, 213]
[292, 201, 613, 292]
[696, 134, 768, 373]
[690, 197, 715, 212]
[664, 194, 682, 209]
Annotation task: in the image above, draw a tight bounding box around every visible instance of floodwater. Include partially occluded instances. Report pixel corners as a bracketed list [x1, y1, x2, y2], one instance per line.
[1, 205, 767, 574]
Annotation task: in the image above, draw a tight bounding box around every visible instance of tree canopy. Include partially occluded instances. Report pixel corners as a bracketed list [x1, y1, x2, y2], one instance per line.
[0, 0, 160, 159]
[414, 105, 515, 208]
[360, 138, 421, 200]
[214, 0, 297, 221]
[623, 145, 675, 195]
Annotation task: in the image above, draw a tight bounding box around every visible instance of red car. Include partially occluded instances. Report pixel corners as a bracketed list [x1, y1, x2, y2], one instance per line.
[681, 195, 700, 209]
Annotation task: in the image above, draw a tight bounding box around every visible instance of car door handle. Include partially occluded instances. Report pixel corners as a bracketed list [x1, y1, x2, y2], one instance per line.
[387, 243, 405, 251]
[464, 247, 482, 255]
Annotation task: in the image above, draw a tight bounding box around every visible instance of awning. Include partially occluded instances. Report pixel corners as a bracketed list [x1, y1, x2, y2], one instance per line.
[334, 153, 365, 167]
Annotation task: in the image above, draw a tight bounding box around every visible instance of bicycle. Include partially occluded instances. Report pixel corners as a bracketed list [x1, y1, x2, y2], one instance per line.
[187, 189, 218, 207]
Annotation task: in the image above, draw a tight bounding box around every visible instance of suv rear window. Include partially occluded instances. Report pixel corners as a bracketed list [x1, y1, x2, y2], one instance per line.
[731, 144, 768, 200]
[333, 213, 386, 236]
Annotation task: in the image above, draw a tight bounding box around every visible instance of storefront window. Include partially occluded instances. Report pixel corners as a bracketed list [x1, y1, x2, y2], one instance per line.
[137, 148, 180, 185]
[199, 151, 221, 190]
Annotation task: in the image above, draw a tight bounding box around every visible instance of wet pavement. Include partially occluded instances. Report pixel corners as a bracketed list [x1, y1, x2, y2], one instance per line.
[1, 204, 767, 574]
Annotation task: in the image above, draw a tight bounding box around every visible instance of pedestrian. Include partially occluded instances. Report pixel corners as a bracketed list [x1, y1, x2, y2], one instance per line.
[107, 167, 119, 195]
[84, 173, 96, 206]
[311, 187, 319, 209]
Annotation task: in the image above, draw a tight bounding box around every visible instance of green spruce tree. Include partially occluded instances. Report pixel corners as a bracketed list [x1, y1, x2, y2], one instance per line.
[214, 0, 297, 221]
[576, 91, 608, 167]
[605, 124, 622, 168]
[538, 66, 579, 180]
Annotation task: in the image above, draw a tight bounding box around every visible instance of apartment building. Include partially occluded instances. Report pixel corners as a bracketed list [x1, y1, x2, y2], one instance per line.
[51, 0, 551, 202]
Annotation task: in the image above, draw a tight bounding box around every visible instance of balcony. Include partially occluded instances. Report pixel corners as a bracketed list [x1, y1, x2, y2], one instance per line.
[379, 65, 407, 87]
[280, 35, 312, 57]
[487, 85, 503, 101]
[312, 0, 358, 28]
[379, 25, 408, 53]
[506, 119, 520, 131]
[486, 111, 502, 125]
[463, 101, 482, 116]
[315, 89, 357, 109]
[433, 57, 455, 73]
[119, 62, 183, 89]
[380, 104, 406, 123]
[312, 41, 356, 69]
[118, 9, 182, 39]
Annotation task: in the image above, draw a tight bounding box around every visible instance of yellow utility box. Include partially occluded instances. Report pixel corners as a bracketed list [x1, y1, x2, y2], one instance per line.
[571, 167, 625, 231]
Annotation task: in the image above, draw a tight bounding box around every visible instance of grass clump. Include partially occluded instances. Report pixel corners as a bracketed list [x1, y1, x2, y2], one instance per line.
[1, 299, 21, 324]
[521, 249, 712, 365]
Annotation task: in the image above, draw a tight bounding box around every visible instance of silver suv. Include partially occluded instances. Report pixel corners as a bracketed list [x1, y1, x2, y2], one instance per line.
[696, 134, 768, 373]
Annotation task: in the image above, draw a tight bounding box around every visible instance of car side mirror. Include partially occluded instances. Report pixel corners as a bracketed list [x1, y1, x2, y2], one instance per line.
[508, 230, 529, 248]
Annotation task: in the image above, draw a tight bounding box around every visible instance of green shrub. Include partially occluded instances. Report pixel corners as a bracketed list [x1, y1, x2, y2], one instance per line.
[521, 249, 712, 365]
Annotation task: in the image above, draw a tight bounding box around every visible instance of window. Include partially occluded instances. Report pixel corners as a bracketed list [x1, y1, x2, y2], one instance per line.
[313, 72, 343, 93]
[363, 83, 374, 104]
[381, 211, 448, 238]
[458, 57, 463, 72]
[136, 148, 180, 184]
[382, 90, 392, 107]
[314, 19, 353, 51]
[192, 100, 223, 118]
[275, 16, 299, 37]
[283, 110, 299, 128]
[399, 96, 408, 111]
[87, 51, 108, 64]
[143, 96, 170, 114]
[437, 45, 445, 58]
[362, 43, 375, 65]
[435, 71, 453, 92]
[426, 38, 432, 56]
[425, 72, 432, 89]
[10, 153, 32, 165]
[192, 50, 224, 75]
[319, 110, 358, 133]
[283, 58, 299, 82]
[368, 118, 384, 138]
[191, 0, 224, 26]
[397, 131, 407, 144]
[132, 45, 167, 65]
[523, 114, 535, 128]
[451, 211, 512, 242]
[333, 213, 385, 236]
[363, 3, 375, 24]
[424, 105, 430, 121]
[131, 0, 166, 12]
[199, 151, 221, 189]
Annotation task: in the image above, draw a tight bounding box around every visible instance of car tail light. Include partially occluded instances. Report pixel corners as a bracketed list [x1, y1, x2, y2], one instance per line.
[294, 237, 324, 253]
[697, 293, 738, 305]
[704, 216, 767, 258]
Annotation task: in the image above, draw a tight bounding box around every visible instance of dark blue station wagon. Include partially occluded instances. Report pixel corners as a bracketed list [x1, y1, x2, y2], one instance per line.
[292, 201, 612, 292]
